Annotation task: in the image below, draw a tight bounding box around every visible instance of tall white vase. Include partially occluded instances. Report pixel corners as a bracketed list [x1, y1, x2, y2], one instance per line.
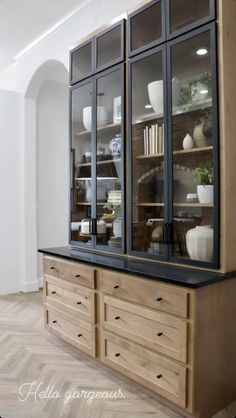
[186, 226, 213, 262]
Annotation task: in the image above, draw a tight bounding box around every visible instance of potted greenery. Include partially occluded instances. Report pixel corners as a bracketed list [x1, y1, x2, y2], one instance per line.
[195, 163, 214, 203]
[103, 203, 122, 238]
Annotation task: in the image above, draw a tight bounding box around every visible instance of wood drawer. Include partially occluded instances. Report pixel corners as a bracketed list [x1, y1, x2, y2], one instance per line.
[45, 306, 96, 357]
[99, 269, 189, 318]
[43, 256, 95, 289]
[101, 331, 187, 408]
[44, 276, 95, 324]
[102, 296, 187, 362]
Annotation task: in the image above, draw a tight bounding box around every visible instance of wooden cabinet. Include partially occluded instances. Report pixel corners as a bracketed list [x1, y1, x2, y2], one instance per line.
[42, 255, 236, 418]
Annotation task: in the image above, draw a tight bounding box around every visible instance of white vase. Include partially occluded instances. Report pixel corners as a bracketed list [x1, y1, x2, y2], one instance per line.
[148, 80, 163, 115]
[193, 121, 207, 147]
[83, 106, 108, 131]
[113, 218, 122, 238]
[186, 226, 213, 262]
[183, 133, 194, 150]
[197, 185, 214, 204]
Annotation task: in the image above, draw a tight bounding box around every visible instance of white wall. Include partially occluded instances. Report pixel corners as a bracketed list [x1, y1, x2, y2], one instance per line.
[0, 90, 23, 294]
[37, 80, 69, 280]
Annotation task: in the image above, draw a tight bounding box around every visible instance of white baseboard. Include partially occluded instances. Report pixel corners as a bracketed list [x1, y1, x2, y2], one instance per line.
[20, 280, 39, 293]
[38, 276, 43, 289]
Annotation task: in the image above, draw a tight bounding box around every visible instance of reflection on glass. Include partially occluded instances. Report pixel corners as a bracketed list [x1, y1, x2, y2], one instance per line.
[71, 43, 92, 82]
[171, 31, 214, 263]
[96, 69, 123, 249]
[131, 1, 162, 52]
[170, 0, 210, 33]
[131, 51, 165, 256]
[97, 26, 121, 69]
[71, 81, 93, 244]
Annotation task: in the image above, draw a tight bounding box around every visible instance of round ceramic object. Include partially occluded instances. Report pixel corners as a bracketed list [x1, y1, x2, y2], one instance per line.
[183, 133, 194, 150]
[186, 226, 213, 262]
[83, 106, 108, 131]
[197, 185, 214, 204]
[151, 226, 163, 243]
[148, 80, 164, 115]
[193, 122, 207, 148]
[109, 133, 121, 156]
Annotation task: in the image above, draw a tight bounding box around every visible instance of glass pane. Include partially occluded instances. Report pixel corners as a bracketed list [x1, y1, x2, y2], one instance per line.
[97, 26, 122, 69]
[131, 52, 165, 256]
[71, 43, 92, 82]
[96, 69, 123, 249]
[71, 81, 93, 245]
[131, 2, 162, 52]
[171, 31, 214, 263]
[170, 0, 210, 33]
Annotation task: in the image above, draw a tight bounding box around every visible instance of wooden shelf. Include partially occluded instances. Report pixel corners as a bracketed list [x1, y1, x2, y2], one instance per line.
[173, 146, 213, 155]
[137, 203, 164, 207]
[75, 123, 121, 137]
[137, 153, 164, 160]
[173, 203, 213, 208]
[77, 158, 121, 167]
[76, 202, 107, 206]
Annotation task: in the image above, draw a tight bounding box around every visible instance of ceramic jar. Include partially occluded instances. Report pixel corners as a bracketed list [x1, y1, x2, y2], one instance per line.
[151, 226, 163, 242]
[193, 120, 207, 147]
[113, 218, 122, 238]
[148, 80, 163, 115]
[83, 106, 108, 131]
[197, 185, 214, 204]
[183, 133, 194, 150]
[186, 226, 213, 262]
[109, 133, 121, 157]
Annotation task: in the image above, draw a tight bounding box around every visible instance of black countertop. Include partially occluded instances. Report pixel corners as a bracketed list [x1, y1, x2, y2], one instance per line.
[38, 246, 235, 289]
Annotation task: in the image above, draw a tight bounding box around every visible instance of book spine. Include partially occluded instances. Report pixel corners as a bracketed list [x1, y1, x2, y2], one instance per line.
[143, 128, 147, 155]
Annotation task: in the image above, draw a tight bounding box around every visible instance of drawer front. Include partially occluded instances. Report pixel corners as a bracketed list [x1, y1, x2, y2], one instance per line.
[101, 331, 186, 408]
[99, 269, 188, 318]
[43, 256, 95, 289]
[103, 296, 187, 362]
[45, 276, 95, 324]
[46, 307, 95, 357]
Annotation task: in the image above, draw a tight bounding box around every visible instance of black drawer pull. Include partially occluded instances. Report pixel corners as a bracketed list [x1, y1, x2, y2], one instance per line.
[77, 301, 82, 305]
[51, 291, 56, 295]
[156, 297, 162, 302]
[77, 333, 83, 338]
[52, 320, 57, 324]
[115, 316, 120, 320]
[50, 267, 55, 270]
[75, 274, 81, 278]
[113, 285, 119, 289]
[156, 374, 162, 379]
[115, 353, 120, 357]
[157, 332, 163, 337]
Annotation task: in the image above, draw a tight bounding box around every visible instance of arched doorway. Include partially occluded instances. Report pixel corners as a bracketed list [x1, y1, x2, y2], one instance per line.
[22, 60, 69, 291]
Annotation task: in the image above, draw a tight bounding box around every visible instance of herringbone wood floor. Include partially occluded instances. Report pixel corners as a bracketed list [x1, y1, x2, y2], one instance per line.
[0, 292, 235, 418]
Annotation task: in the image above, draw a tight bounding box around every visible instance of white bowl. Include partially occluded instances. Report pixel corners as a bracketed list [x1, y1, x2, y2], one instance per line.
[83, 106, 108, 132]
[148, 80, 163, 115]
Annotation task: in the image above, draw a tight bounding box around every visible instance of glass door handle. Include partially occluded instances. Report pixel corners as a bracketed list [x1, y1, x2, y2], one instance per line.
[91, 218, 97, 235]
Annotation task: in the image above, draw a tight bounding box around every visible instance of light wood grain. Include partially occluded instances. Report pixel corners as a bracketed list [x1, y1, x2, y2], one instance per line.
[98, 268, 189, 318]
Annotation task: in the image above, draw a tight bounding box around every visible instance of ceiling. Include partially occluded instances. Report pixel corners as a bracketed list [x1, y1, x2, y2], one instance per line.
[0, 0, 86, 74]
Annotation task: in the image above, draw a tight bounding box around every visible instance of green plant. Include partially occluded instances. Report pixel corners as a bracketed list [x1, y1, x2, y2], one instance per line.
[179, 72, 212, 108]
[103, 203, 121, 218]
[195, 163, 214, 185]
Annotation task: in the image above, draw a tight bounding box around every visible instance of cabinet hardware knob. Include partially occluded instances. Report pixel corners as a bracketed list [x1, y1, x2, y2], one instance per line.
[77, 333, 83, 337]
[156, 297, 162, 302]
[50, 267, 55, 270]
[75, 274, 81, 278]
[52, 320, 57, 324]
[115, 316, 120, 320]
[156, 374, 162, 379]
[115, 353, 120, 357]
[77, 301, 82, 305]
[113, 285, 119, 289]
[51, 291, 56, 294]
[157, 332, 163, 337]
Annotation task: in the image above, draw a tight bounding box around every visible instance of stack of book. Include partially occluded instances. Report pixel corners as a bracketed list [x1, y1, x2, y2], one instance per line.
[143, 123, 164, 156]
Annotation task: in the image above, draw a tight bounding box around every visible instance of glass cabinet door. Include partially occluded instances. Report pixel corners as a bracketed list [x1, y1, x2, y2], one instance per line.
[95, 21, 124, 72]
[169, 26, 218, 266]
[95, 65, 124, 251]
[70, 80, 93, 246]
[70, 41, 93, 84]
[168, 0, 214, 36]
[129, 48, 166, 258]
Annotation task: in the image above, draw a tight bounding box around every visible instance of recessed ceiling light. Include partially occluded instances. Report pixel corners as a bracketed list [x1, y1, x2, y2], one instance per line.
[145, 104, 153, 109]
[200, 89, 209, 95]
[196, 48, 208, 56]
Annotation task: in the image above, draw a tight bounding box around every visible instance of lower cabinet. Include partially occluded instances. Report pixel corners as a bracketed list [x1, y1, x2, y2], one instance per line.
[43, 255, 236, 418]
